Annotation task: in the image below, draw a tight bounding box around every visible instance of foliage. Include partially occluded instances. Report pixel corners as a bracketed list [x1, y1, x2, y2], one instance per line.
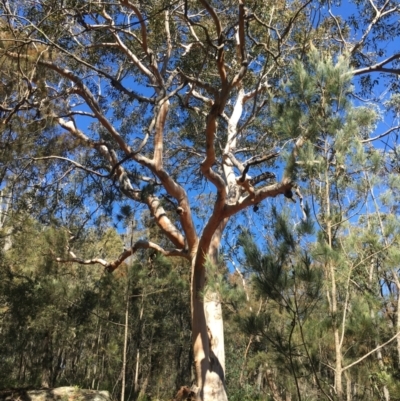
[0, 219, 192, 400]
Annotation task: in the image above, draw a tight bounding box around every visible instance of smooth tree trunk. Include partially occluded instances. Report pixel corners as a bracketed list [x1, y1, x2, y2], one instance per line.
[191, 224, 228, 401]
[191, 268, 228, 400]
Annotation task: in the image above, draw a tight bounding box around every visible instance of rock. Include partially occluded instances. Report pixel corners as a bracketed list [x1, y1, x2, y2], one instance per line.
[0, 387, 113, 401]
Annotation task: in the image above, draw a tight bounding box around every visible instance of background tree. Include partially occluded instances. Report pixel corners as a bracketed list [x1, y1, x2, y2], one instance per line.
[0, 216, 192, 400]
[236, 50, 400, 401]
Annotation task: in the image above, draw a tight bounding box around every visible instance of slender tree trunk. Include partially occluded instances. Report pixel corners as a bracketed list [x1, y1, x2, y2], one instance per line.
[134, 348, 141, 394]
[397, 285, 400, 369]
[121, 283, 129, 401]
[239, 336, 253, 386]
[0, 187, 12, 252]
[18, 353, 24, 383]
[333, 325, 343, 400]
[51, 348, 64, 387]
[256, 365, 263, 392]
[376, 347, 390, 401]
[265, 365, 284, 401]
[368, 269, 390, 401]
[345, 371, 352, 401]
[92, 324, 102, 390]
[133, 293, 144, 395]
[367, 178, 393, 400]
[325, 249, 343, 400]
[391, 274, 400, 370]
[324, 168, 343, 400]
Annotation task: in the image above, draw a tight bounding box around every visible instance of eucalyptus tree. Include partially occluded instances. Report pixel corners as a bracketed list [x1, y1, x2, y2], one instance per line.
[1, 1, 400, 400]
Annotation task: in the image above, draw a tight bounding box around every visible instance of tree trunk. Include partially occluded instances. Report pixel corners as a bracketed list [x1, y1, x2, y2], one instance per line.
[265, 366, 284, 401]
[121, 283, 129, 401]
[0, 187, 12, 252]
[324, 167, 343, 401]
[191, 230, 228, 401]
[133, 293, 144, 395]
[133, 347, 140, 394]
[397, 287, 400, 369]
[333, 326, 343, 401]
[392, 276, 400, 370]
[191, 289, 227, 400]
[345, 371, 352, 401]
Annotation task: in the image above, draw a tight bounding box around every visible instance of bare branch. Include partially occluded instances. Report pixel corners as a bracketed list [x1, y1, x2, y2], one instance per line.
[117, 0, 163, 85]
[244, 152, 279, 171]
[342, 330, 400, 372]
[237, 1, 247, 64]
[31, 156, 108, 177]
[279, 0, 313, 44]
[351, 0, 396, 54]
[225, 152, 245, 174]
[250, 172, 275, 186]
[353, 53, 400, 76]
[242, 82, 270, 103]
[3, 21, 154, 104]
[361, 125, 400, 143]
[201, 104, 227, 198]
[191, 88, 213, 106]
[328, 2, 348, 49]
[28, 59, 132, 155]
[162, 8, 172, 76]
[153, 101, 168, 171]
[252, 13, 281, 41]
[108, 240, 189, 272]
[56, 239, 189, 273]
[56, 256, 109, 267]
[198, 0, 222, 38]
[56, 73, 192, 251]
[231, 1, 248, 87]
[224, 89, 246, 189]
[223, 181, 293, 218]
[120, 0, 149, 53]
